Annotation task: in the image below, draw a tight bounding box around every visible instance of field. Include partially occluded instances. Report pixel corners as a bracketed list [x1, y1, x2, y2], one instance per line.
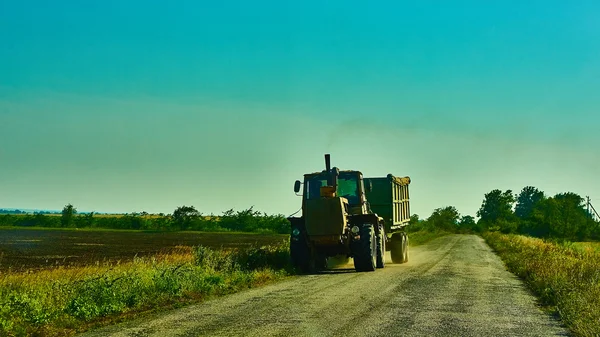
[0, 227, 287, 271]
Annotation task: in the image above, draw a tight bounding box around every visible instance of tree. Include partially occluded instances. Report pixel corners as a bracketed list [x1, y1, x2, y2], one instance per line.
[515, 186, 545, 220]
[477, 189, 516, 231]
[61, 204, 77, 227]
[427, 206, 460, 231]
[405, 214, 424, 232]
[459, 215, 479, 232]
[553, 193, 588, 240]
[172, 205, 200, 229]
[84, 211, 95, 227]
[529, 192, 590, 240]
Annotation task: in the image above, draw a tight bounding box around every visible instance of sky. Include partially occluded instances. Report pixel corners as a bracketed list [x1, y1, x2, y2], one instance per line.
[1, 1, 599, 218]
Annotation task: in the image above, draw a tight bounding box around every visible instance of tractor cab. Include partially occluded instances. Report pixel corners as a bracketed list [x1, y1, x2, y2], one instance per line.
[301, 171, 368, 215]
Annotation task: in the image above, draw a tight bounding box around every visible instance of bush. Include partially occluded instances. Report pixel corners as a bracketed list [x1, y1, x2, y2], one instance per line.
[193, 241, 291, 273]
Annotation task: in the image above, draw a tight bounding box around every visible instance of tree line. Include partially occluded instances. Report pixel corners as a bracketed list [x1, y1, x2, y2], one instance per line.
[0, 204, 290, 234]
[3, 187, 597, 240]
[409, 187, 600, 241]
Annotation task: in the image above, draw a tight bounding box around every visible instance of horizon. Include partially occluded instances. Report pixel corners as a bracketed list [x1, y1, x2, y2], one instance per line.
[1, 179, 597, 219]
[1, 1, 599, 219]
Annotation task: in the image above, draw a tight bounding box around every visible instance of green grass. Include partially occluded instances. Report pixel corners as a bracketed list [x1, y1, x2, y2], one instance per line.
[0, 243, 292, 337]
[483, 232, 600, 337]
[571, 241, 600, 254]
[406, 229, 452, 246]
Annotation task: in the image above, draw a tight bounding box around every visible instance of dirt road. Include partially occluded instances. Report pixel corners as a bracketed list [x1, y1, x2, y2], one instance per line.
[79, 235, 568, 337]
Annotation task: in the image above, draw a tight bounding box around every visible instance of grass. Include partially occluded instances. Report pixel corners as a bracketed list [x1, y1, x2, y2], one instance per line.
[483, 232, 600, 337]
[0, 243, 292, 337]
[406, 229, 452, 246]
[571, 241, 600, 254]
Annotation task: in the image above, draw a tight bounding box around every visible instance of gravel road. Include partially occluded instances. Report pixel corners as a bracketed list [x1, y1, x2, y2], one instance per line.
[79, 235, 569, 337]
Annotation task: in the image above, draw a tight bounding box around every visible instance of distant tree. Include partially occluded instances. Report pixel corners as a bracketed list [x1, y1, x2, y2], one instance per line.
[459, 215, 475, 226]
[554, 193, 588, 240]
[515, 186, 545, 220]
[427, 206, 460, 231]
[61, 204, 77, 227]
[477, 189, 516, 231]
[124, 213, 145, 230]
[459, 215, 479, 232]
[172, 205, 200, 229]
[528, 192, 590, 240]
[84, 211, 95, 227]
[409, 214, 420, 225]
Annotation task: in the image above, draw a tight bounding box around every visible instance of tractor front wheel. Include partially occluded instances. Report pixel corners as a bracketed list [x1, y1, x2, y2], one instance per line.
[353, 225, 377, 272]
[291, 238, 311, 273]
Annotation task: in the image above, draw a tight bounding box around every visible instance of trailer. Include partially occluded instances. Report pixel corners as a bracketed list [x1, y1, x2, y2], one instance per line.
[365, 174, 411, 263]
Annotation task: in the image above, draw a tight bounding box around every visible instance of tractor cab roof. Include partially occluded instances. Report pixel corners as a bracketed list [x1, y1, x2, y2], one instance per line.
[303, 170, 363, 178]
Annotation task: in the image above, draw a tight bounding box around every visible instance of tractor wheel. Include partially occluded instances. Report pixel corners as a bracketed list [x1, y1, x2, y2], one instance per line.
[376, 225, 385, 268]
[390, 232, 406, 264]
[290, 238, 311, 273]
[353, 225, 377, 272]
[315, 254, 328, 271]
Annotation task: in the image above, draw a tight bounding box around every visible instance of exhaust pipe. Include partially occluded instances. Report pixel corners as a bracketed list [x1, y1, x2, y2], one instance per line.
[324, 154, 338, 194]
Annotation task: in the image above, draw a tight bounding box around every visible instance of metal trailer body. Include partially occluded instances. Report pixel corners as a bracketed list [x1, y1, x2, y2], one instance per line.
[364, 174, 411, 237]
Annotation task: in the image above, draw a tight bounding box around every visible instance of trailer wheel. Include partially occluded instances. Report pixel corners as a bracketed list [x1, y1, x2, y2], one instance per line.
[390, 232, 406, 264]
[376, 225, 385, 268]
[403, 233, 409, 263]
[353, 225, 376, 272]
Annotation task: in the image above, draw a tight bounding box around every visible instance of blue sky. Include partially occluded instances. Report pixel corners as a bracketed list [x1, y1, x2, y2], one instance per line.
[1, 1, 599, 217]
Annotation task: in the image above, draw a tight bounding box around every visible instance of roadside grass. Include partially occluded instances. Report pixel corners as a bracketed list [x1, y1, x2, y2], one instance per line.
[483, 232, 600, 337]
[571, 241, 600, 254]
[0, 242, 292, 337]
[407, 229, 452, 246]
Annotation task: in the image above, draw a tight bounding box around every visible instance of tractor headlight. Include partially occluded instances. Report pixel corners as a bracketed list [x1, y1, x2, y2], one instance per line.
[351, 226, 360, 234]
[292, 228, 301, 236]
